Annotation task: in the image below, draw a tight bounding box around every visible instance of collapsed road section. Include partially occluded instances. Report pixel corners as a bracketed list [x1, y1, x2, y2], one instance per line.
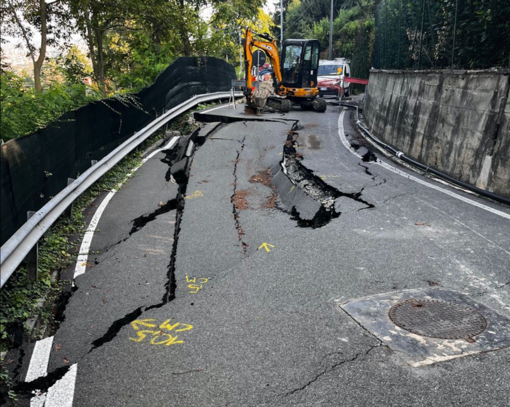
[4, 102, 510, 407]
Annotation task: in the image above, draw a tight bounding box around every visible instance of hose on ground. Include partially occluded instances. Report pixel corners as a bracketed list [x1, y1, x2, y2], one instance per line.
[341, 102, 510, 207]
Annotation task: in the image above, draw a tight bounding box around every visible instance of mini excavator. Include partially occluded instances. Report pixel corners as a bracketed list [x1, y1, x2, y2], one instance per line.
[243, 28, 327, 114]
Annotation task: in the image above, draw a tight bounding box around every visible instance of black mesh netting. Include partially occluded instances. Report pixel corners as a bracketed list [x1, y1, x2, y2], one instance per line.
[0, 57, 236, 246]
[374, 0, 510, 70]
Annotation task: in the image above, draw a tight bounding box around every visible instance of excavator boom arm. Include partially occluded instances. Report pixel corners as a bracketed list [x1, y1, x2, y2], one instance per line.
[244, 29, 282, 91]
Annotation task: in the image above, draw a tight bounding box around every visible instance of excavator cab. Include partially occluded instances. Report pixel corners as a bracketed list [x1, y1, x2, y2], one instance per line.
[243, 29, 326, 113]
[281, 39, 321, 90]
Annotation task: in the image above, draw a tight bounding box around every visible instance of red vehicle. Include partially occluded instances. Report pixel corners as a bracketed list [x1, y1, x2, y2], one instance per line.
[317, 58, 351, 98]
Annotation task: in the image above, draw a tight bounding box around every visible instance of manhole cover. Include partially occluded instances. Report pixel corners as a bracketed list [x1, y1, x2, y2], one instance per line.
[389, 299, 487, 339]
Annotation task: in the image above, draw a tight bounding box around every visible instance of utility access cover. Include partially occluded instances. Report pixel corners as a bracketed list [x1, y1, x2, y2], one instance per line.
[388, 299, 487, 340]
[338, 289, 510, 367]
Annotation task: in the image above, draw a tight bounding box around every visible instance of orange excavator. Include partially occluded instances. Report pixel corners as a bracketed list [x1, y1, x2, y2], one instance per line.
[243, 28, 327, 114]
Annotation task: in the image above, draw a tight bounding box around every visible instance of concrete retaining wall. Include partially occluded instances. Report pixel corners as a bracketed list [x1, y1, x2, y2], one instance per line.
[364, 70, 510, 198]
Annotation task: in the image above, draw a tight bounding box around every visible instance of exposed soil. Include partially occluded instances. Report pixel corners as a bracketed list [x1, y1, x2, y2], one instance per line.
[249, 169, 272, 187]
[249, 169, 278, 208]
[232, 189, 250, 210]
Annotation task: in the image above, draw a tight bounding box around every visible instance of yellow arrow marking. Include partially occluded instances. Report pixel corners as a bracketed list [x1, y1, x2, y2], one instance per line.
[258, 242, 275, 252]
[131, 319, 156, 330]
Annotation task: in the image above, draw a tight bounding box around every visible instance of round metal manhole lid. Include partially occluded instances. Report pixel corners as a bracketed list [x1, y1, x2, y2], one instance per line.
[389, 299, 487, 340]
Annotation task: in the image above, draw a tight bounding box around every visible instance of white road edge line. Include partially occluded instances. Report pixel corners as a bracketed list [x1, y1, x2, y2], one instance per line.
[73, 136, 179, 278]
[44, 364, 78, 407]
[26, 336, 54, 407]
[337, 110, 510, 220]
[26, 336, 54, 383]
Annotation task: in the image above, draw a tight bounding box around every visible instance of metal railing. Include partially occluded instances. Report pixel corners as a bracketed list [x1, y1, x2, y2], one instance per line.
[0, 91, 242, 288]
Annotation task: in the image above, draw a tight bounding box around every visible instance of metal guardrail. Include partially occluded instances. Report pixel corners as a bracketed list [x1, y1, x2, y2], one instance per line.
[0, 91, 242, 288]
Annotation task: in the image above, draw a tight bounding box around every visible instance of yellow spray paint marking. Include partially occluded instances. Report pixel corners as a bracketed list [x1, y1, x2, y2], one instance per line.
[258, 242, 275, 252]
[186, 275, 209, 294]
[288, 186, 295, 194]
[131, 319, 156, 330]
[185, 191, 204, 200]
[129, 318, 193, 347]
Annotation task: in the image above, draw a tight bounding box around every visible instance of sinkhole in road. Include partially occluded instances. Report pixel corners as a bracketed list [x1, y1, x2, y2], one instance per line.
[277, 156, 375, 228]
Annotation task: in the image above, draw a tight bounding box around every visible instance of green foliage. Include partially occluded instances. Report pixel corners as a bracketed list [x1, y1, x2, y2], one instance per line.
[0, 366, 17, 401]
[61, 45, 94, 85]
[0, 69, 99, 141]
[282, 1, 375, 84]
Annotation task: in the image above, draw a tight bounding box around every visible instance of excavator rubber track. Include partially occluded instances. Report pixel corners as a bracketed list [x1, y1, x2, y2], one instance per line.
[266, 96, 291, 113]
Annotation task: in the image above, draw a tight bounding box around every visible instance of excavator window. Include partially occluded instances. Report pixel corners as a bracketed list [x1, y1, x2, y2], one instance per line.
[282, 44, 302, 84]
[281, 39, 320, 89]
[301, 42, 320, 87]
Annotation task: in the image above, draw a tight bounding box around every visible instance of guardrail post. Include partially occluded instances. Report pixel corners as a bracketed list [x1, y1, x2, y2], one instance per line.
[64, 178, 76, 218]
[26, 211, 38, 283]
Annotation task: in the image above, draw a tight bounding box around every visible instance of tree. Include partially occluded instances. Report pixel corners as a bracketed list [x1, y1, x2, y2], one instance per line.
[67, 0, 129, 93]
[61, 45, 93, 85]
[1, 0, 71, 92]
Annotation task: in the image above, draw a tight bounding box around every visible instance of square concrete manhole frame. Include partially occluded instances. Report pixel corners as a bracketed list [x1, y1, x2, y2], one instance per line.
[338, 288, 510, 367]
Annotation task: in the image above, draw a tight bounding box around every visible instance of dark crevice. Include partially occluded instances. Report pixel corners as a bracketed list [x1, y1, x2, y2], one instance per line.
[159, 194, 185, 305]
[11, 366, 71, 399]
[88, 307, 143, 352]
[281, 157, 375, 228]
[358, 163, 373, 176]
[160, 146, 181, 182]
[290, 206, 341, 228]
[51, 284, 79, 329]
[11, 347, 25, 382]
[129, 199, 178, 236]
[231, 136, 249, 254]
[149, 132, 197, 307]
[362, 150, 377, 162]
[96, 184, 179, 256]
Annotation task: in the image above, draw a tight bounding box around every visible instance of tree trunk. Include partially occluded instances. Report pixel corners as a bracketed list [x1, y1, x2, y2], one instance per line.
[87, 11, 106, 94]
[178, 0, 192, 56]
[180, 29, 192, 56]
[33, 0, 47, 92]
[95, 27, 106, 93]
[83, 11, 99, 82]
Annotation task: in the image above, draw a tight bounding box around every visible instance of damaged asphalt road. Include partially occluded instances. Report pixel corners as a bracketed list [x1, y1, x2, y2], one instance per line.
[8, 104, 510, 406]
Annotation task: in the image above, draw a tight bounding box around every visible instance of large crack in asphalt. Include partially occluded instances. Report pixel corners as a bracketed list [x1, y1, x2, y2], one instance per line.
[7, 132, 199, 401]
[129, 199, 179, 236]
[231, 136, 249, 254]
[5, 116, 372, 400]
[280, 156, 375, 228]
[10, 365, 72, 398]
[88, 307, 143, 352]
